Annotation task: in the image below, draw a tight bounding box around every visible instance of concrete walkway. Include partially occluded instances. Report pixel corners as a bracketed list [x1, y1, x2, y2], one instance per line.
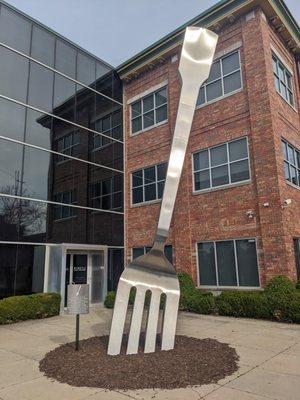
[0, 307, 300, 400]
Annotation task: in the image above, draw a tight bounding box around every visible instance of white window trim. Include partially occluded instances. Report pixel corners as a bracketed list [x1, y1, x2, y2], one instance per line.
[191, 136, 251, 194]
[127, 80, 168, 105]
[270, 45, 293, 76]
[282, 138, 300, 189]
[130, 161, 167, 207]
[196, 49, 243, 109]
[129, 86, 168, 136]
[271, 50, 297, 112]
[195, 238, 261, 289]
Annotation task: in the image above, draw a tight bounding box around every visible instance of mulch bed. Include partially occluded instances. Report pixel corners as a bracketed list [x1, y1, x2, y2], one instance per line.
[39, 335, 239, 390]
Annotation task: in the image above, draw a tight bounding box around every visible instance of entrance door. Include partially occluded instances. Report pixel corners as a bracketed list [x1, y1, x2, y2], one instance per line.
[64, 253, 88, 307]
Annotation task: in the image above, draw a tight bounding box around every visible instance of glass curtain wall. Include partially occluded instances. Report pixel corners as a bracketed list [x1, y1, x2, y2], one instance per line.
[0, 2, 124, 297]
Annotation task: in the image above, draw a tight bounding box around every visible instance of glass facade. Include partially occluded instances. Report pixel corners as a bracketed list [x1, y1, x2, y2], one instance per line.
[0, 2, 123, 298]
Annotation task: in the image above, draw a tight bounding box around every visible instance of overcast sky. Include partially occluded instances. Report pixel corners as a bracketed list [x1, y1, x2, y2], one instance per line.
[5, 0, 300, 67]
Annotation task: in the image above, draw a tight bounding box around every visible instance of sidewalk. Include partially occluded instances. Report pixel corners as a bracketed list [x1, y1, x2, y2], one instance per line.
[0, 307, 300, 399]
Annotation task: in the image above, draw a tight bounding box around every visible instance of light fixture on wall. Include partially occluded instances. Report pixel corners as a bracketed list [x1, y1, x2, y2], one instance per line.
[281, 199, 292, 208]
[246, 210, 255, 218]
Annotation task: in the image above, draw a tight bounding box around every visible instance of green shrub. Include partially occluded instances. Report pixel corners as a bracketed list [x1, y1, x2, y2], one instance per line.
[178, 271, 215, 314]
[0, 293, 61, 325]
[104, 291, 116, 309]
[217, 291, 269, 319]
[265, 275, 296, 296]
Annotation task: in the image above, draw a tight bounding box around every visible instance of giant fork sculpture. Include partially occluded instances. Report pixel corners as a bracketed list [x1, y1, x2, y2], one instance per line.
[108, 27, 218, 356]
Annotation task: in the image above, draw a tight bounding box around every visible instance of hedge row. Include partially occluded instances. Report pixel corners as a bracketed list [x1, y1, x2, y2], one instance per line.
[0, 293, 61, 324]
[105, 273, 300, 324]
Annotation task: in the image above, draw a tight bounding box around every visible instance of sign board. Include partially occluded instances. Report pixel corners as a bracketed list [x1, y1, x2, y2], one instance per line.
[67, 284, 89, 315]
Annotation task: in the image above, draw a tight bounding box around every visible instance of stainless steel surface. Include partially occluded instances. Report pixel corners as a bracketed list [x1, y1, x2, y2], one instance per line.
[67, 284, 90, 315]
[107, 27, 218, 356]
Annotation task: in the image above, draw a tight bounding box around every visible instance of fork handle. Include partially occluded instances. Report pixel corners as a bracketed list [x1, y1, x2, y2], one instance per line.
[154, 28, 218, 245]
[155, 84, 200, 244]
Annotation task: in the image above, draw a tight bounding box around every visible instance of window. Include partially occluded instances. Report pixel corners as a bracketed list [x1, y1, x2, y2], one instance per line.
[55, 132, 79, 162]
[53, 190, 77, 220]
[282, 139, 300, 187]
[294, 239, 300, 281]
[197, 239, 259, 288]
[131, 86, 167, 134]
[272, 53, 294, 107]
[193, 137, 250, 191]
[90, 175, 123, 210]
[132, 245, 173, 264]
[132, 162, 167, 205]
[92, 110, 122, 150]
[197, 51, 242, 106]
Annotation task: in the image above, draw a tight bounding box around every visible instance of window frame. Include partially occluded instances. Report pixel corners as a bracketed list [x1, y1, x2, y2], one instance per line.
[130, 86, 168, 135]
[272, 52, 295, 109]
[92, 109, 123, 151]
[90, 176, 123, 211]
[55, 131, 79, 164]
[53, 189, 77, 221]
[196, 238, 261, 290]
[131, 161, 167, 206]
[196, 50, 243, 108]
[192, 136, 251, 193]
[282, 138, 300, 189]
[132, 245, 173, 263]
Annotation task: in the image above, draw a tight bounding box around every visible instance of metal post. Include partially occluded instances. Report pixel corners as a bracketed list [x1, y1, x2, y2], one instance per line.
[75, 314, 80, 351]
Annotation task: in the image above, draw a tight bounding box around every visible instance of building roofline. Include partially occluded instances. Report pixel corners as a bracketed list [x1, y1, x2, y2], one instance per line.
[0, 0, 115, 70]
[116, 0, 300, 78]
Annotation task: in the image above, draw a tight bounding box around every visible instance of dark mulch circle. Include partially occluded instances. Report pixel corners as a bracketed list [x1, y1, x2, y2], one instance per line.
[39, 335, 239, 390]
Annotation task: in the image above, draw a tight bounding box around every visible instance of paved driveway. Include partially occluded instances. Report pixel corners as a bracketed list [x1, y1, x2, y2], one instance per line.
[0, 307, 300, 400]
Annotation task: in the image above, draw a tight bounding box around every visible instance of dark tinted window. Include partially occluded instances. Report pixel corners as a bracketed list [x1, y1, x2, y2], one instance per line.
[193, 138, 250, 191]
[31, 25, 55, 67]
[216, 241, 237, 286]
[77, 52, 96, 86]
[0, 46, 29, 102]
[236, 239, 259, 286]
[0, 97, 25, 141]
[198, 242, 217, 285]
[0, 6, 31, 54]
[28, 62, 54, 112]
[55, 40, 76, 79]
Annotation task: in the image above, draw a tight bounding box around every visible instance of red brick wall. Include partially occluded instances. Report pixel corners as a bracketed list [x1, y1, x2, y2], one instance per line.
[123, 7, 300, 286]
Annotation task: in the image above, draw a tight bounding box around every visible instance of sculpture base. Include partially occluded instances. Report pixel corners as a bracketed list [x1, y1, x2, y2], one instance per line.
[39, 335, 238, 390]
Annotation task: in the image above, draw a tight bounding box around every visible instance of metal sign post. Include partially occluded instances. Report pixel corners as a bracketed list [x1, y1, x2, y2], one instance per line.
[67, 284, 89, 351]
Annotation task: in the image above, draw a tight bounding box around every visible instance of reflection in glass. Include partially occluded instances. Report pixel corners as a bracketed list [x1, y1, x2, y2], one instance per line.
[77, 52, 96, 86]
[23, 146, 50, 200]
[55, 39, 76, 79]
[216, 241, 237, 286]
[28, 62, 54, 112]
[25, 108, 52, 150]
[0, 5, 31, 54]
[0, 139, 23, 195]
[31, 25, 55, 67]
[53, 74, 76, 121]
[0, 45, 29, 102]
[0, 97, 25, 141]
[198, 242, 217, 285]
[236, 239, 259, 287]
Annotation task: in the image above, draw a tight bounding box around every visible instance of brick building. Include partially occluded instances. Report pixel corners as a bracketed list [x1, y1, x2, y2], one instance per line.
[119, 0, 300, 289]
